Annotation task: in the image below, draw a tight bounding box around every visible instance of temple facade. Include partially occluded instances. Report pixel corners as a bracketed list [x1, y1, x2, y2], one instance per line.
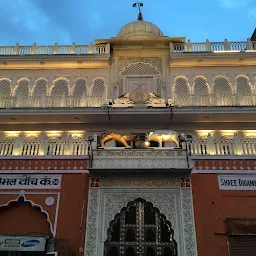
[0, 12, 255, 256]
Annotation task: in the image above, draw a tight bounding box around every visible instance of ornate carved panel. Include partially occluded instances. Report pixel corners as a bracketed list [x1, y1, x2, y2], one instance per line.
[85, 180, 197, 256]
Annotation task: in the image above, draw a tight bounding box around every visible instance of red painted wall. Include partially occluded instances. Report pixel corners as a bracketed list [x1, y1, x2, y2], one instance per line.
[0, 158, 90, 256]
[192, 173, 256, 256]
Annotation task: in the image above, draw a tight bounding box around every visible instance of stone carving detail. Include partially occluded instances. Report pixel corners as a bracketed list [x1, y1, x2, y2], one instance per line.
[117, 57, 162, 73]
[84, 185, 197, 256]
[113, 90, 165, 106]
[85, 188, 100, 256]
[181, 188, 197, 256]
[93, 149, 188, 169]
[101, 178, 180, 187]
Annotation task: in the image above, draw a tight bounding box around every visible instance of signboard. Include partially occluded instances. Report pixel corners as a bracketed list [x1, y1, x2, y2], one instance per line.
[218, 175, 256, 190]
[0, 174, 61, 189]
[0, 236, 46, 251]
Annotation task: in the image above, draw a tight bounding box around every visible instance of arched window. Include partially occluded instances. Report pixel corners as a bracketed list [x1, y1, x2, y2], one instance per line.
[193, 77, 209, 106]
[33, 79, 47, 97]
[16, 79, 29, 97]
[105, 198, 177, 256]
[0, 79, 11, 97]
[51, 79, 69, 107]
[74, 78, 87, 98]
[126, 247, 135, 256]
[174, 77, 190, 106]
[126, 229, 136, 241]
[146, 247, 156, 256]
[213, 77, 233, 106]
[0, 79, 11, 108]
[236, 76, 253, 105]
[15, 79, 29, 107]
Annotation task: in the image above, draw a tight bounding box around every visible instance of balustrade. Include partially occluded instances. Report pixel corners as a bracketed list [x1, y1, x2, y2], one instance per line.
[171, 39, 256, 53]
[0, 43, 110, 56]
[0, 95, 106, 108]
[0, 132, 255, 157]
[0, 134, 91, 156]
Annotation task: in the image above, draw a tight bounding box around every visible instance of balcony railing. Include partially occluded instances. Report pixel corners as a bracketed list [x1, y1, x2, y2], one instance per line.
[0, 95, 106, 108]
[0, 133, 92, 156]
[0, 42, 110, 55]
[173, 93, 256, 107]
[0, 132, 255, 157]
[170, 39, 256, 53]
[1, 93, 256, 109]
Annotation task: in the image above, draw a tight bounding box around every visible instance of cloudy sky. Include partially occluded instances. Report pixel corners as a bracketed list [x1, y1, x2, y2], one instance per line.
[0, 0, 255, 46]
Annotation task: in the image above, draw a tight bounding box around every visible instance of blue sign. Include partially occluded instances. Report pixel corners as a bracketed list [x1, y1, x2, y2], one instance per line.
[21, 240, 40, 248]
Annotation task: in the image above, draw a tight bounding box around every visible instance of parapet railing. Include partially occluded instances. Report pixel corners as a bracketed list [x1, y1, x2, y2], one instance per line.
[0, 134, 93, 156]
[187, 136, 256, 156]
[170, 39, 256, 53]
[1, 93, 256, 108]
[0, 42, 110, 55]
[0, 133, 255, 157]
[0, 95, 106, 108]
[173, 93, 256, 107]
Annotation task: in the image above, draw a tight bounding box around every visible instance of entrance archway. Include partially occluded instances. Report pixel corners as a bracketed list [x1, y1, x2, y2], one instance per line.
[104, 198, 177, 256]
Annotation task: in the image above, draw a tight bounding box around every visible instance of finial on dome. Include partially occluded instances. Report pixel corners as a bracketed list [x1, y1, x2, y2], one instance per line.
[132, 1, 144, 20]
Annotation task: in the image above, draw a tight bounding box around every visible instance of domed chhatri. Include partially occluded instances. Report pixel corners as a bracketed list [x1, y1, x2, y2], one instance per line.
[117, 20, 164, 38]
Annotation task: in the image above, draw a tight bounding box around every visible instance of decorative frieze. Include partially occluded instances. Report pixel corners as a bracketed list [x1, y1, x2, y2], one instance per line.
[92, 149, 188, 169]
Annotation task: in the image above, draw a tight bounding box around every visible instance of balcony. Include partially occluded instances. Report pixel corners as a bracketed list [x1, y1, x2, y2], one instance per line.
[0, 42, 110, 55]
[170, 39, 256, 53]
[0, 132, 93, 156]
[90, 148, 190, 176]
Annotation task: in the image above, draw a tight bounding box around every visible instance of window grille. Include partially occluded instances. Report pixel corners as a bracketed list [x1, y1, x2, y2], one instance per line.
[156, 78, 162, 97]
[92, 79, 105, 99]
[236, 76, 253, 105]
[0, 79, 12, 107]
[74, 78, 87, 97]
[118, 79, 124, 97]
[213, 77, 233, 106]
[33, 79, 47, 96]
[121, 62, 160, 76]
[194, 77, 209, 106]
[174, 77, 190, 106]
[104, 198, 177, 256]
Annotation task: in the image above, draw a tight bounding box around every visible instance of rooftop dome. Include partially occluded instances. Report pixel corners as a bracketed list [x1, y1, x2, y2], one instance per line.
[117, 20, 164, 38]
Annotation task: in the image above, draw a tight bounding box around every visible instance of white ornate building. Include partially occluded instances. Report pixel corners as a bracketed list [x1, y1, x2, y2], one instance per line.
[0, 11, 256, 256]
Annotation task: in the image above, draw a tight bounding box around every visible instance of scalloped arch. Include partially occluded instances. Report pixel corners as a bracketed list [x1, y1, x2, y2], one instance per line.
[49, 77, 70, 94]
[0, 194, 54, 235]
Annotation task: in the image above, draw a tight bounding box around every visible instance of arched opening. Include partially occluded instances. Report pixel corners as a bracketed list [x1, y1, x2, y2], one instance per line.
[108, 246, 119, 256]
[33, 79, 47, 107]
[145, 229, 156, 242]
[145, 204, 155, 224]
[104, 198, 177, 256]
[125, 205, 136, 224]
[174, 77, 190, 106]
[125, 247, 135, 256]
[193, 77, 209, 106]
[146, 247, 156, 256]
[0, 197, 52, 235]
[213, 77, 233, 106]
[236, 76, 253, 105]
[125, 229, 136, 241]
[0, 79, 11, 108]
[51, 79, 69, 107]
[163, 247, 173, 256]
[15, 79, 29, 107]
